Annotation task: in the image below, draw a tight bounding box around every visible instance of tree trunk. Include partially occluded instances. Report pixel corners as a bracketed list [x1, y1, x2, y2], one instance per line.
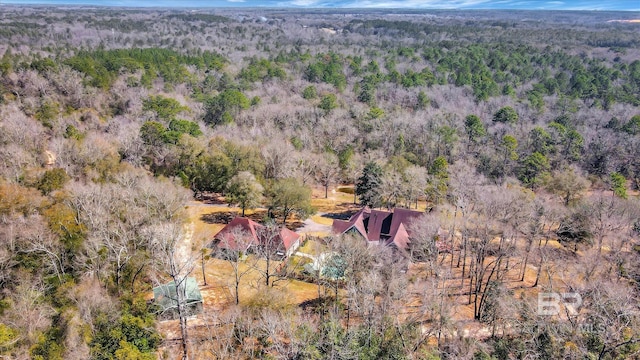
[460, 236, 467, 284]
[533, 255, 543, 288]
[533, 238, 546, 287]
[115, 269, 121, 294]
[201, 252, 207, 286]
[475, 257, 501, 321]
[450, 207, 458, 269]
[114, 253, 123, 294]
[235, 280, 240, 305]
[265, 256, 271, 286]
[131, 264, 145, 292]
[520, 245, 530, 282]
[174, 277, 190, 360]
[468, 258, 475, 305]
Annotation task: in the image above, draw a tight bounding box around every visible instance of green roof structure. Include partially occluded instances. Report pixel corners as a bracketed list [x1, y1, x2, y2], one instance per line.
[153, 277, 203, 315]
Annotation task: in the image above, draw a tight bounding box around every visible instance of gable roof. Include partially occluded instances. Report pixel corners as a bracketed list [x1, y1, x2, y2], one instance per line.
[391, 222, 411, 250]
[332, 207, 369, 239]
[153, 277, 202, 312]
[279, 227, 302, 252]
[367, 209, 393, 241]
[214, 217, 261, 252]
[389, 208, 421, 238]
[213, 217, 301, 252]
[332, 207, 422, 250]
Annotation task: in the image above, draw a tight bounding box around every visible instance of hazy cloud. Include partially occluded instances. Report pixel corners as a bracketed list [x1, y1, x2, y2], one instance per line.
[289, 0, 324, 5]
[341, 0, 494, 8]
[3, 0, 639, 10]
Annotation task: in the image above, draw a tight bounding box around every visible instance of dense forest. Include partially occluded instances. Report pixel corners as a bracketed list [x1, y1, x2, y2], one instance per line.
[0, 5, 639, 359]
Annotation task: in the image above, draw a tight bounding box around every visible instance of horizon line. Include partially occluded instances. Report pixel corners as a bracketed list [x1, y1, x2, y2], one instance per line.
[2, 5, 640, 12]
[2, 1, 640, 12]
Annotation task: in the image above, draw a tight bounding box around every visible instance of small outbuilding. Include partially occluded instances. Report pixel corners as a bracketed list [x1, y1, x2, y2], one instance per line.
[153, 277, 203, 320]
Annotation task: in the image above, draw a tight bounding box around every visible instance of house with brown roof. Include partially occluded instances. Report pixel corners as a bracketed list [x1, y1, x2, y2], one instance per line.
[211, 217, 302, 258]
[331, 207, 423, 251]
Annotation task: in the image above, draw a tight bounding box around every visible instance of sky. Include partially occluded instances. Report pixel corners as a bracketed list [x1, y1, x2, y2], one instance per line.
[2, 0, 640, 11]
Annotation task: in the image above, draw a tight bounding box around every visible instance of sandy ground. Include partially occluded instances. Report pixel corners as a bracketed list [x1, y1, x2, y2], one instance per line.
[295, 212, 333, 234]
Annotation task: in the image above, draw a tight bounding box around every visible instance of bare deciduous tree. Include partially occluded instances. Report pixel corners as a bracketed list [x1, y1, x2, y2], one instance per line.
[147, 222, 195, 360]
[402, 165, 428, 209]
[214, 227, 256, 305]
[314, 152, 340, 199]
[252, 224, 289, 287]
[262, 140, 295, 180]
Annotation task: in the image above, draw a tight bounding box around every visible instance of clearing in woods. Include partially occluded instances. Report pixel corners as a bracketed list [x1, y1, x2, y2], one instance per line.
[158, 186, 569, 352]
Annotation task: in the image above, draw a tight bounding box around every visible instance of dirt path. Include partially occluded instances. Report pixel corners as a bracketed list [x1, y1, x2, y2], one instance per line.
[177, 222, 194, 261]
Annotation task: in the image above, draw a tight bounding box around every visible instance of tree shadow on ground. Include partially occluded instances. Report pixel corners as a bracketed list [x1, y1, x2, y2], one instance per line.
[194, 192, 226, 204]
[200, 210, 303, 231]
[298, 295, 335, 312]
[283, 219, 304, 231]
[200, 210, 267, 224]
[322, 204, 362, 220]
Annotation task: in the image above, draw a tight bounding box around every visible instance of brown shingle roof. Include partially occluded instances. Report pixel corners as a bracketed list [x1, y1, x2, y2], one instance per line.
[388, 208, 421, 238]
[279, 227, 302, 252]
[367, 209, 392, 241]
[332, 207, 422, 250]
[391, 222, 410, 250]
[213, 217, 301, 253]
[332, 219, 353, 234]
[214, 217, 261, 252]
[331, 207, 369, 238]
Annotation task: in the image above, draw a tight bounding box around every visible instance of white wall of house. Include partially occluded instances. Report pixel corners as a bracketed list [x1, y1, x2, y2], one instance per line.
[286, 237, 302, 257]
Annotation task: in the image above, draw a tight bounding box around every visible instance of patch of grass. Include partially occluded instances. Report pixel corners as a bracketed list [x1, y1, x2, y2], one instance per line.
[244, 287, 292, 311]
[311, 198, 340, 213]
[289, 255, 312, 268]
[282, 279, 319, 303]
[304, 231, 330, 238]
[297, 238, 328, 256]
[311, 200, 359, 217]
[311, 214, 333, 226]
[186, 203, 226, 248]
[332, 191, 354, 203]
[197, 254, 319, 308]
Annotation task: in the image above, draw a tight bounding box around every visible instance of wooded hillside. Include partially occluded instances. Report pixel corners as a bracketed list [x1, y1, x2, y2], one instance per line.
[0, 6, 638, 359]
